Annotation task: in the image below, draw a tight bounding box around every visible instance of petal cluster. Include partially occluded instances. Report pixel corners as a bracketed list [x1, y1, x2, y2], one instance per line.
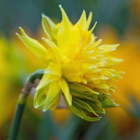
[17, 6, 124, 121]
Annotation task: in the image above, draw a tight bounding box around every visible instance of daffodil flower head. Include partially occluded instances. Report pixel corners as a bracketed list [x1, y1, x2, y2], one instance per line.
[17, 5, 124, 121]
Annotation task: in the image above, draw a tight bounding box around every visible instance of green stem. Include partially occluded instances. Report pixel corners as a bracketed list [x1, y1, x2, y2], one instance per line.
[9, 69, 44, 140]
[28, 69, 45, 83]
[9, 94, 27, 140]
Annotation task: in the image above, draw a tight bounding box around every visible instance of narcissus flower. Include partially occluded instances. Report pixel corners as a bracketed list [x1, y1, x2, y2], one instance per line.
[17, 6, 124, 121]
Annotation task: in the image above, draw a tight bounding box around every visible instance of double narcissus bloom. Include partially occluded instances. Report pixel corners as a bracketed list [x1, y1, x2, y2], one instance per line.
[17, 6, 124, 121]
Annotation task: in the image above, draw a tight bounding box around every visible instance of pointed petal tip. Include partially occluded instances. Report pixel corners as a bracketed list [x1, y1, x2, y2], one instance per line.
[115, 44, 120, 47]
[18, 27, 27, 37]
[116, 104, 120, 107]
[82, 10, 86, 16]
[59, 5, 67, 18]
[35, 106, 38, 109]
[59, 5, 64, 12]
[41, 13, 45, 17]
[94, 36, 97, 39]
[69, 102, 72, 106]
[96, 114, 99, 117]
[41, 13, 49, 19]
[15, 32, 18, 35]
[42, 37, 49, 43]
[80, 10, 86, 18]
[90, 21, 97, 32]
[18, 27, 23, 32]
[59, 4, 62, 7]
[66, 97, 72, 106]
[43, 109, 46, 112]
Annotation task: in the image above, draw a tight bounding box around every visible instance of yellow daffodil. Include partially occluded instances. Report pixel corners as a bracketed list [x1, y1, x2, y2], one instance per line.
[17, 6, 124, 121]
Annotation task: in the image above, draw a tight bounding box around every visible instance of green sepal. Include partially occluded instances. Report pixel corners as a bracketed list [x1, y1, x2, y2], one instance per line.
[69, 82, 99, 96]
[101, 97, 118, 108]
[89, 103, 105, 114]
[64, 96, 100, 122]
[73, 97, 99, 116]
[71, 91, 95, 100]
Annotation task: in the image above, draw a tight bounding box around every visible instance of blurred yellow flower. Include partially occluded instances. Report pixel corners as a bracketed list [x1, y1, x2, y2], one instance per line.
[0, 38, 17, 127]
[0, 34, 43, 130]
[17, 6, 123, 121]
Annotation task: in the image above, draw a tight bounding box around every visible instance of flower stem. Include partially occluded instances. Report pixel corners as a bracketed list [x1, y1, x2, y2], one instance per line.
[9, 69, 44, 140]
[9, 94, 28, 140]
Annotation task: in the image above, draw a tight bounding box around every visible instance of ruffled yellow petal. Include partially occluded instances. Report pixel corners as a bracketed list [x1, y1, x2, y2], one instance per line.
[63, 26, 80, 60]
[36, 73, 59, 90]
[34, 84, 50, 108]
[49, 93, 61, 110]
[42, 14, 58, 42]
[42, 38, 62, 63]
[88, 39, 102, 50]
[76, 10, 87, 30]
[62, 62, 81, 82]
[86, 12, 92, 30]
[43, 81, 61, 111]
[57, 5, 71, 49]
[58, 77, 72, 106]
[45, 62, 62, 77]
[17, 27, 47, 62]
[100, 44, 119, 53]
[80, 29, 93, 49]
[90, 22, 97, 33]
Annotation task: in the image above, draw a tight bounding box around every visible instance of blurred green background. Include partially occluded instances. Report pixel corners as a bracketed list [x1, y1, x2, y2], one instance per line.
[0, 0, 131, 36]
[1, 0, 140, 140]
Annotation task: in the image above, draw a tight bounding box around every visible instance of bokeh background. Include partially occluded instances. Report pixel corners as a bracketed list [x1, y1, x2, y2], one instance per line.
[1, 0, 140, 139]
